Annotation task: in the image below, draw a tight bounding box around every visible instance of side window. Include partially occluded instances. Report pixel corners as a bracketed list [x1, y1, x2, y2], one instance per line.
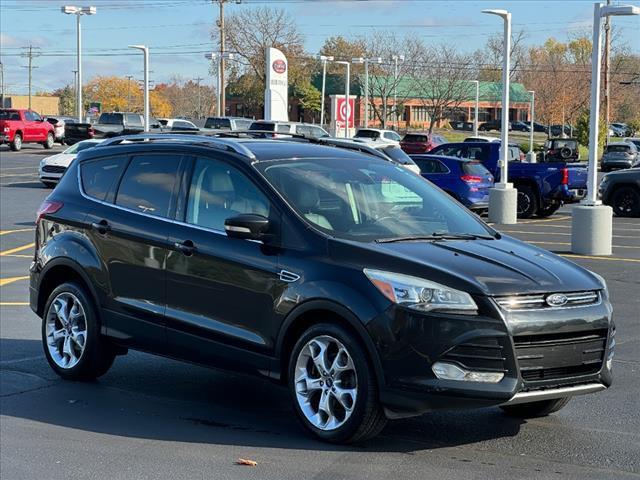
[296, 125, 310, 136]
[186, 157, 270, 231]
[125, 114, 143, 127]
[115, 155, 181, 217]
[25, 111, 36, 121]
[81, 156, 128, 202]
[466, 147, 487, 161]
[31, 111, 42, 122]
[415, 159, 436, 173]
[434, 160, 449, 173]
[276, 124, 291, 133]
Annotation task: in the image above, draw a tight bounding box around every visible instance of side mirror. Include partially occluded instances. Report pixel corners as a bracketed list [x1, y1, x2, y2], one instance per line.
[224, 214, 270, 241]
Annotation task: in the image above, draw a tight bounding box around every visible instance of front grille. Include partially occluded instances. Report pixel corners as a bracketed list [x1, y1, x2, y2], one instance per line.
[495, 291, 599, 311]
[515, 329, 607, 382]
[441, 337, 506, 372]
[42, 165, 66, 174]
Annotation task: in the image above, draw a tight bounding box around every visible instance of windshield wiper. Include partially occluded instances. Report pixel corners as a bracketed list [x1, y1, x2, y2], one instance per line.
[375, 232, 495, 243]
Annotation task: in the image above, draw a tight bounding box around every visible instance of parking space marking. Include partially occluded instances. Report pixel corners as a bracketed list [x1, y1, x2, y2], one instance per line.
[502, 230, 640, 239]
[0, 242, 34, 256]
[518, 216, 571, 224]
[0, 276, 29, 287]
[0, 228, 34, 236]
[2, 254, 33, 258]
[0, 302, 29, 306]
[529, 240, 640, 250]
[560, 254, 640, 263]
[0, 355, 42, 364]
[0, 173, 39, 178]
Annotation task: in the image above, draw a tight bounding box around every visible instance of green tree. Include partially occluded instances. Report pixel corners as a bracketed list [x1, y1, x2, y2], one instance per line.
[292, 81, 321, 114]
[575, 109, 608, 155]
[52, 85, 75, 116]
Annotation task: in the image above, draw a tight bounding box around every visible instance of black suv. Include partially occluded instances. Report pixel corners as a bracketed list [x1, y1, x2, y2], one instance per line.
[31, 134, 614, 443]
[543, 138, 580, 162]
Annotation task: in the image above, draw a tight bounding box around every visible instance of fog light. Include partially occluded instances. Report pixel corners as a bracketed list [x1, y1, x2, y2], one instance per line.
[432, 361, 504, 383]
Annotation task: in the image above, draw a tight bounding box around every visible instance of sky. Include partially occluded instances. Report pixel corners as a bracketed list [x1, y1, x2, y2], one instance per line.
[1, 0, 639, 95]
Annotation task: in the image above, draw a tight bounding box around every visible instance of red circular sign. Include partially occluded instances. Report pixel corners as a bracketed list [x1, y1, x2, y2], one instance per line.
[272, 59, 287, 74]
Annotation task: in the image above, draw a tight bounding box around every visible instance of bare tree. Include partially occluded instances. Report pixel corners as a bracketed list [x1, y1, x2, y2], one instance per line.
[411, 45, 475, 133]
[475, 29, 527, 82]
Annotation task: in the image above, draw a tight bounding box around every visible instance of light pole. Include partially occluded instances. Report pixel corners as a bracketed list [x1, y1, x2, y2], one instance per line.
[483, 9, 517, 225]
[205, 52, 234, 117]
[62, 5, 96, 123]
[129, 45, 149, 132]
[0, 61, 4, 108]
[571, 3, 639, 256]
[391, 54, 404, 129]
[527, 90, 536, 162]
[352, 57, 382, 128]
[471, 80, 479, 137]
[319, 55, 333, 127]
[335, 60, 350, 138]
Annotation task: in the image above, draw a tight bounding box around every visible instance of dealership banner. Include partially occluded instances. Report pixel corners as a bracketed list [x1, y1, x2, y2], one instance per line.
[264, 47, 289, 121]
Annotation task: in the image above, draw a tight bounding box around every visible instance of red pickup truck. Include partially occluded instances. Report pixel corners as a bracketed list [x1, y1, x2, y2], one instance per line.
[1, 109, 56, 151]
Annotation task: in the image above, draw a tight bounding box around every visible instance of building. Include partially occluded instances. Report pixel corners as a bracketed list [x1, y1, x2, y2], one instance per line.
[1, 95, 60, 115]
[227, 74, 532, 130]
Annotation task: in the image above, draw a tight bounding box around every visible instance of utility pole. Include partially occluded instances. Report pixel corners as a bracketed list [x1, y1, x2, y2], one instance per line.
[194, 76, 204, 118]
[125, 75, 133, 111]
[72, 70, 78, 115]
[214, 0, 228, 116]
[21, 45, 40, 110]
[603, 0, 612, 146]
[0, 61, 4, 108]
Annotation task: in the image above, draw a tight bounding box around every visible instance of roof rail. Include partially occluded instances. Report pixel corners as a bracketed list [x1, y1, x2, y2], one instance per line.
[96, 133, 256, 159]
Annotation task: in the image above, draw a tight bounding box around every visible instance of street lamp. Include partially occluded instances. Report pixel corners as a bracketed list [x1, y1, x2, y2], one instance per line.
[391, 54, 404, 129]
[482, 8, 517, 225]
[470, 80, 479, 137]
[527, 90, 536, 162]
[129, 45, 149, 132]
[352, 57, 382, 128]
[318, 55, 334, 127]
[61, 5, 96, 123]
[335, 60, 350, 138]
[205, 52, 235, 117]
[571, 2, 640, 256]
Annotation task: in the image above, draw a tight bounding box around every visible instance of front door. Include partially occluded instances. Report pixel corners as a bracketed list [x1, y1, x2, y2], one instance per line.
[165, 155, 283, 374]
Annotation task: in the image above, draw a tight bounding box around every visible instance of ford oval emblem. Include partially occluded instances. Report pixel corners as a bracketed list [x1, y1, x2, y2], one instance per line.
[546, 293, 568, 307]
[272, 59, 286, 74]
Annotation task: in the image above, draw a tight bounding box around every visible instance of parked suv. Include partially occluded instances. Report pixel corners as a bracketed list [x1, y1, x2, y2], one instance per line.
[32, 133, 613, 443]
[354, 128, 401, 144]
[600, 142, 639, 172]
[399, 132, 446, 154]
[204, 116, 253, 131]
[249, 121, 329, 139]
[542, 138, 580, 163]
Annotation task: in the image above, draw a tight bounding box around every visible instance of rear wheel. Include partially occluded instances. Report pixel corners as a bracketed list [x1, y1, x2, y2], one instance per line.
[43, 132, 54, 149]
[500, 397, 571, 418]
[42, 282, 116, 381]
[10, 133, 22, 151]
[611, 186, 640, 217]
[288, 323, 387, 443]
[536, 202, 560, 218]
[516, 185, 538, 218]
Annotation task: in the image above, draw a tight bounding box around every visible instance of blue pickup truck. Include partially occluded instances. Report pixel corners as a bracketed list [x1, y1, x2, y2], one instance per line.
[429, 142, 588, 218]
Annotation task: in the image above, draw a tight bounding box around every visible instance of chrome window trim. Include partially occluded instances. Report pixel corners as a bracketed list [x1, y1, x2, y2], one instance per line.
[493, 291, 601, 312]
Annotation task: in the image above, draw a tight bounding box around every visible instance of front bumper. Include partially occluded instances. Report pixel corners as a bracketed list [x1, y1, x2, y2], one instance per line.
[370, 294, 613, 418]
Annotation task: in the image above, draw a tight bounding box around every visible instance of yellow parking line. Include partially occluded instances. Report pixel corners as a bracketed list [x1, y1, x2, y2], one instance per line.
[0, 275, 29, 287]
[0, 302, 29, 306]
[502, 230, 640, 239]
[0, 228, 33, 236]
[0, 242, 34, 256]
[560, 254, 640, 263]
[519, 216, 571, 224]
[3, 254, 33, 258]
[529, 240, 640, 250]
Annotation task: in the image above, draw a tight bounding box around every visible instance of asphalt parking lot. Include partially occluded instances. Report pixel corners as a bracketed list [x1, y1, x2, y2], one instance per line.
[1, 146, 639, 480]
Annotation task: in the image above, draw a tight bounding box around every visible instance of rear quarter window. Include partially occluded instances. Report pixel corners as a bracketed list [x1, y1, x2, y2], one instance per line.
[462, 162, 491, 176]
[81, 156, 128, 202]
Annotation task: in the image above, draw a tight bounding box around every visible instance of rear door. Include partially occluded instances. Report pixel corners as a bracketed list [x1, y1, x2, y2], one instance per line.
[82, 152, 185, 351]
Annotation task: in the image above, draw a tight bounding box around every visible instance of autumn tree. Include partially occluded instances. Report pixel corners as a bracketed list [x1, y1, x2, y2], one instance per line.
[158, 77, 216, 119]
[83, 76, 172, 117]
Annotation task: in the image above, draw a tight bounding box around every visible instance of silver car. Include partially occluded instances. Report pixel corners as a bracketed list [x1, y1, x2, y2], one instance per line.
[601, 142, 639, 172]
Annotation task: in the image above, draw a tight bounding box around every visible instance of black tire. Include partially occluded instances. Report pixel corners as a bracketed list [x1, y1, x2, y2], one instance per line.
[41, 282, 116, 381]
[536, 202, 560, 218]
[601, 166, 609, 173]
[41, 181, 56, 189]
[611, 186, 640, 217]
[10, 133, 22, 151]
[500, 397, 571, 418]
[559, 147, 572, 159]
[288, 323, 387, 444]
[43, 132, 54, 149]
[516, 185, 538, 219]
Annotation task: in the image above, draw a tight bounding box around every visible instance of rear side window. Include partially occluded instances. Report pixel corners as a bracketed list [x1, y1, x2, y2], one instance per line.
[250, 122, 275, 132]
[98, 113, 123, 125]
[276, 124, 291, 133]
[115, 155, 181, 218]
[81, 156, 128, 202]
[606, 144, 631, 153]
[403, 134, 428, 143]
[125, 114, 143, 127]
[462, 162, 491, 176]
[414, 158, 447, 174]
[383, 131, 401, 141]
[433, 145, 465, 158]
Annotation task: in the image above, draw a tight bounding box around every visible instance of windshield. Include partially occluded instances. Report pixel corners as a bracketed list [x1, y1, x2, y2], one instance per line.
[64, 141, 100, 154]
[97, 113, 123, 125]
[256, 157, 493, 243]
[462, 162, 491, 176]
[606, 144, 631, 153]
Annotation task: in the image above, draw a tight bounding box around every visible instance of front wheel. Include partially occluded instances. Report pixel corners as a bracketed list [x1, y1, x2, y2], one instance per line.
[517, 185, 539, 218]
[288, 323, 387, 443]
[43, 132, 54, 149]
[500, 397, 571, 418]
[611, 186, 640, 217]
[42, 282, 116, 381]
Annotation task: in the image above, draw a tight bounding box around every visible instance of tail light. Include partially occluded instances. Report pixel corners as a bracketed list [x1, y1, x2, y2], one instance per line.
[561, 168, 569, 185]
[88, 126, 95, 137]
[461, 175, 483, 183]
[36, 200, 63, 223]
[3, 126, 9, 133]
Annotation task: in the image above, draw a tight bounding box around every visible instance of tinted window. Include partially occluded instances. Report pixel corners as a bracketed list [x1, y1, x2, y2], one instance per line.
[276, 123, 291, 133]
[46, 117, 60, 125]
[383, 131, 401, 141]
[98, 113, 123, 125]
[81, 156, 128, 202]
[125, 114, 143, 127]
[158, 119, 169, 126]
[606, 144, 631, 153]
[462, 162, 491, 176]
[172, 120, 196, 130]
[403, 134, 428, 143]
[414, 158, 447, 174]
[115, 155, 181, 217]
[434, 145, 465, 158]
[250, 122, 275, 132]
[186, 158, 270, 231]
[466, 146, 489, 161]
[355, 130, 379, 139]
[0, 110, 19, 120]
[205, 118, 232, 129]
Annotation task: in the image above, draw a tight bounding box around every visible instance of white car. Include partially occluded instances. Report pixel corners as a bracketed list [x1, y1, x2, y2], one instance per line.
[353, 128, 402, 145]
[39, 139, 103, 187]
[463, 136, 500, 143]
[157, 118, 199, 131]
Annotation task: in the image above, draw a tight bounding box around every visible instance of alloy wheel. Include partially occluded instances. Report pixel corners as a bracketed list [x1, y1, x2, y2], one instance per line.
[45, 292, 87, 369]
[294, 335, 358, 431]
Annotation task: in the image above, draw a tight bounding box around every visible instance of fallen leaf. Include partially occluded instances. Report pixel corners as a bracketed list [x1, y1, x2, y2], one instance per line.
[236, 458, 258, 467]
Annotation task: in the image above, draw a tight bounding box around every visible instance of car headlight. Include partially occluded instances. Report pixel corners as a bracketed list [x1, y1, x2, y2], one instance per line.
[364, 269, 478, 314]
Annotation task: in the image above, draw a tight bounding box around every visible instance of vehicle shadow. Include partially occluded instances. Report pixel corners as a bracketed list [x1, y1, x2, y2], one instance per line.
[0, 338, 524, 453]
[1, 182, 49, 189]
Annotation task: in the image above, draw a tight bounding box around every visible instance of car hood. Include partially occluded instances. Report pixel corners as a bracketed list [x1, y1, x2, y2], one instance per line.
[42, 153, 75, 167]
[335, 235, 602, 296]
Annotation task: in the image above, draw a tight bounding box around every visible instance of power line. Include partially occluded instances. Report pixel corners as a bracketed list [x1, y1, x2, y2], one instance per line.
[21, 45, 41, 109]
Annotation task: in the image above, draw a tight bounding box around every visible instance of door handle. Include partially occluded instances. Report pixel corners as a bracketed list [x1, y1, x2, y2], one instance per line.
[174, 240, 196, 256]
[91, 220, 111, 234]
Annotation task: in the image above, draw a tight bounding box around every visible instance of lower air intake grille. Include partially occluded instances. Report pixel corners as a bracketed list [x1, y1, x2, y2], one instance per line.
[42, 165, 66, 174]
[441, 337, 506, 372]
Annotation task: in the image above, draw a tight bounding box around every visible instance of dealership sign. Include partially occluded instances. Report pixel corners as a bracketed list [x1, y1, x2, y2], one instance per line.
[335, 97, 354, 129]
[264, 47, 288, 121]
